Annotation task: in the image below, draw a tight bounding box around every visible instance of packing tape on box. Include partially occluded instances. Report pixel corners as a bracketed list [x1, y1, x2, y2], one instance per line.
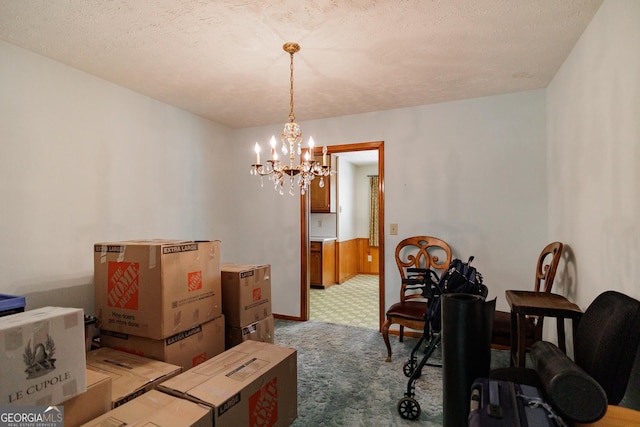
[64, 312, 80, 329]
[99, 245, 107, 264]
[98, 244, 126, 264]
[149, 245, 156, 269]
[5, 328, 24, 351]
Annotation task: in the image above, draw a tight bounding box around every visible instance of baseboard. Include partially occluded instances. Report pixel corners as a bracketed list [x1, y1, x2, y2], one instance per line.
[274, 313, 304, 321]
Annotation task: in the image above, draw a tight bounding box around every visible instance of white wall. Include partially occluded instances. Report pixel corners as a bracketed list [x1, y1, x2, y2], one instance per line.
[337, 157, 357, 241]
[1, 37, 548, 320]
[0, 40, 234, 313]
[309, 213, 336, 237]
[233, 90, 547, 316]
[547, 0, 640, 308]
[355, 164, 378, 238]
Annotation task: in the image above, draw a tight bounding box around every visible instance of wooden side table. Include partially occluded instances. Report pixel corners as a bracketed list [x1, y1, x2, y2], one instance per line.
[506, 290, 583, 367]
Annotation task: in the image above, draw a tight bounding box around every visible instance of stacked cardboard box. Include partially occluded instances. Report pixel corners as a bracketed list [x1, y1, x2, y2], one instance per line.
[0, 306, 87, 406]
[221, 263, 274, 349]
[81, 246, 300, 426]
[85, 347, 181, 408]
[99, 314, 225, 371]
[158, 340, 297, 427]
[94, 240, 225, 370]
[61, 369, 112, 426]
[80, 389, 212, 427]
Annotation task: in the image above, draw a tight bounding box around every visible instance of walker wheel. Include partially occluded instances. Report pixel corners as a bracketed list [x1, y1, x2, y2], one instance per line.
[403, 360, 417, 377]
[397, 396, 421, 420]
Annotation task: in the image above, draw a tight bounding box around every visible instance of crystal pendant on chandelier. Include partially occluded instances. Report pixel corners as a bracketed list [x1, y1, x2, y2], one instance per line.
[249, 42, 334, 195]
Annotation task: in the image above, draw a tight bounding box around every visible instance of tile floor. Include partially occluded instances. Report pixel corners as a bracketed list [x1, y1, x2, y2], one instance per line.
[309, 274, 379, 330]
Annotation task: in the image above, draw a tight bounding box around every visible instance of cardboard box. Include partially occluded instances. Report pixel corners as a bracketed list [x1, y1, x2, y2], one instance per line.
[221, 264, 272, 327]
[225, 315, 274, 350]
[94, 239, 221, 340]
[158, 340, 297, 427]
[86, 347, 181, 408]
[100, 315, 225, 371]
[61, 369, 112, 427]
[0, 306, 87, 406]
[80, 389, 212, 427]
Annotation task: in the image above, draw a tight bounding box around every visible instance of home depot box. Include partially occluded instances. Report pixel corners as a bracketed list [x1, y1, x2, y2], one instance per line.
[225, 314, 274, 350]
[158, 340, 297, 427]
[61, 369, 112, 427]
[100, 315, 225, 371]
[221, 263, 272, 327]
[0, 306, 87, 406]
[94, 239, 221, 340]
[80, 389, 212, 427]
[86, 347, 181, 408]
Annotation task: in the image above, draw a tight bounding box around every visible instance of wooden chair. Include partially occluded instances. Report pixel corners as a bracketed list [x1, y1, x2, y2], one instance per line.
[491, 241, 564, 350]
[382, 236, 452, 362]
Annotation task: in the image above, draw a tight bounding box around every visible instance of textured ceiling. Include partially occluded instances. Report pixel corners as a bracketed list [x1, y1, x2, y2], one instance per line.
[0, 0, 603, 129]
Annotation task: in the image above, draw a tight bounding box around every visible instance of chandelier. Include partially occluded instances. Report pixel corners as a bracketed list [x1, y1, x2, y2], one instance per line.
[250, 42, 333, 196]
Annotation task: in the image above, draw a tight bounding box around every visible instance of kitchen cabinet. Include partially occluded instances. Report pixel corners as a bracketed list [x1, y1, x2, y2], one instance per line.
[310, 239, 336, 288]
[310, 177, 330, 212]
[310, 156, 336, 213]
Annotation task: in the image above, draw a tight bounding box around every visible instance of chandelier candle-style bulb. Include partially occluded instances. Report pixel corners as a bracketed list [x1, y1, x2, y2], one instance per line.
[270, 135, 277, 160]
[323, 145, 327, 166]
[254, 142, 260, 165]
[308, 136, 314, 162]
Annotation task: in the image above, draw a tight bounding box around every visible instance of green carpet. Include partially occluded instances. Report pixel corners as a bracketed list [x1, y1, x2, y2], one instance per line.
[274, 319, 511, 426]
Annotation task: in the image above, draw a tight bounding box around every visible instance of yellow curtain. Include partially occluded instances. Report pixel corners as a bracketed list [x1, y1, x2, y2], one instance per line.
[369, 175, 379, 247]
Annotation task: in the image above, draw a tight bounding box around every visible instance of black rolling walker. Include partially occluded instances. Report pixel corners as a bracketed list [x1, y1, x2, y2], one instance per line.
[396, 275, 444, 421]
[396, 258, 487, 420]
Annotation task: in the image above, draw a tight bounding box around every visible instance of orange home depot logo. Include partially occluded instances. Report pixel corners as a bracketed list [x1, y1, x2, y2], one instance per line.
[192, 352, 207, 367]
[107, 262, 140, 309]
[188, 271, 203, 292]
[249, 377, 278, 427]
[252, 288, 262, 302]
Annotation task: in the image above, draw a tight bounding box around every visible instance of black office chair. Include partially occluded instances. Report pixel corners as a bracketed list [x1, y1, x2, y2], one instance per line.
[490, 290, 640, 423]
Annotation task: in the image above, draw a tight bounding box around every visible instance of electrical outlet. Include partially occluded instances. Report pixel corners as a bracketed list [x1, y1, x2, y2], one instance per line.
[318, 220, 323, 227]
[367, 255, 372, 262]
[390, 223, 398, 235]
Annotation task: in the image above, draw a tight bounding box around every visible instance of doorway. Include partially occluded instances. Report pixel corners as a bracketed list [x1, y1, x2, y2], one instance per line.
[299, 141, 385, 331]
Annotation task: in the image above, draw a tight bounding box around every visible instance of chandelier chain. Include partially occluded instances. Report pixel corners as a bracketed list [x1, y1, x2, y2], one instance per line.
[289, 51, 295, 123]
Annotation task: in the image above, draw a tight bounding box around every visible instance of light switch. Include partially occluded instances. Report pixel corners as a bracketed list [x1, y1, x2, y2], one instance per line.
[390, 224, 398, 235]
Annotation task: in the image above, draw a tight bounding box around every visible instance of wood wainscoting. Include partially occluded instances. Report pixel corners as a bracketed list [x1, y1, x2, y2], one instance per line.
[337, 238, 380, 283]
[358, 238, 379, 274]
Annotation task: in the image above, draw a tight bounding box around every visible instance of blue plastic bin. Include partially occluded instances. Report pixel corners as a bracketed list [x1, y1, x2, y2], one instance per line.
[0, 294, 26, 317]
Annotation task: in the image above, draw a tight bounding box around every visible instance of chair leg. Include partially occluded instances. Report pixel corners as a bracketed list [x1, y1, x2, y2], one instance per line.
[382, 319, 393, 362]
[399, 325, 404, 342]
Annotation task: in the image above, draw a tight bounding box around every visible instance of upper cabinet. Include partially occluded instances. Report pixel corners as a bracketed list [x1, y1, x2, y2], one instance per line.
[310, 176, 331, 212]
[310, 155, 336, 213]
